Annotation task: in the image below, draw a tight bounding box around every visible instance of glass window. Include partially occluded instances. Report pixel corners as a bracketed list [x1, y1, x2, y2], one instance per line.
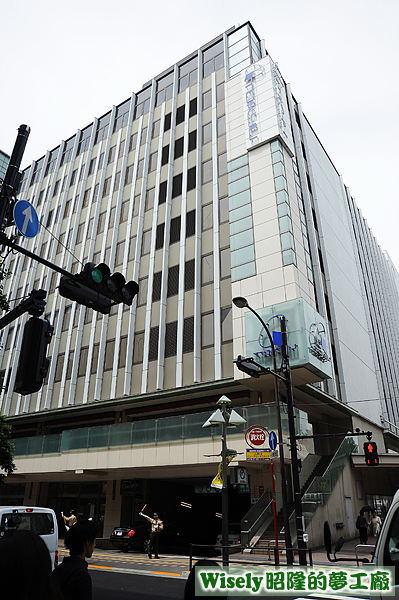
[188, 130, 197, 152]
[203, 122, 212, 145]
[202, 313, 214, 348]
[202, 159, 212, 184]
[202, 203, 213, 231]
[62, 306, 72, 331]
[230, 203, 251, 223]
[220, 196, 229, 223]
[216, 83, 225, 103]
[273, 162, 285, 177]
[221, 307, 233, 342]
[108, 145, 116, 165]
[118, 336, 127, 369]
[152, 120, 160, 139]
[129, 132, 138, 152]
[115, 241, 124, 266]
[149, 152, 157, 172]
[220, 248, 231, 279]
[280, 231, 295, 250]
[217, 116, 226, 137]
[138, 277, 148, 306]
[146, 187, 155, 210]
[103, 340, 114, 371]
[230, 215, 252, 236]
[133, 331, 145, 364]
[203, 90, 212, 110]
[228, 176, 250, 196]
[202, 253, 213, 285]
[230, 228, 254, 251]
[228, 165, 249, 183]
[218, 153, 227, 177]
[142, 230, 151, 255]
[231, 245, 255, 267]
[231, 261, 256, 281]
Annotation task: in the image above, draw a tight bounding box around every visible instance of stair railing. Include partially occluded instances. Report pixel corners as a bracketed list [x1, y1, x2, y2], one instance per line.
[240, 491, 273, 546]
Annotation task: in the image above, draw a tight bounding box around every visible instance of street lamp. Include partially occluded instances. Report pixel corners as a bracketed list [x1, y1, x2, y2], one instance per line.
[202, 395, 246, 566]
[233, 296, 307, 565]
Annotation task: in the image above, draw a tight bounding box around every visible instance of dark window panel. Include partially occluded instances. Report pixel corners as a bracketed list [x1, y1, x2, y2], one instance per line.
[167, 265, 179, 297]
[174, 137, 184, 159]
[148, 326, 159, 362]
[164, 112, 172, 131]
[170, 216, 181, 244]
[184, 259, 195, 291]
[189, 98, 197, 118]
[183, 316, 194, 354]
[159, 181, 167, 204]
[186, 210, 196, 237]
[187, 167, 196, 192]
[156, 223, 165, 250]
[188, 130, 197, 152]
[165, 321, 178, 358]
[161, 145, 169, 166]
[172, 173, 183, 198]
[176, 105, 185, 125]
[152, 271, 162, 302]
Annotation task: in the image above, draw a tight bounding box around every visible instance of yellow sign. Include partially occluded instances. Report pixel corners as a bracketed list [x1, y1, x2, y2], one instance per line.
[246, 449, 271, 462]
[211, 455, 234, 489]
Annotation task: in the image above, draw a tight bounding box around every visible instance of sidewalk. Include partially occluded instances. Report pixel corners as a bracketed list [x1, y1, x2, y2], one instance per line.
[225, 536, 378, 567]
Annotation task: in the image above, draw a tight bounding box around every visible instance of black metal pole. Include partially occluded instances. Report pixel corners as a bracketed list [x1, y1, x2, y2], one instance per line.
[280, 316, 307, 565]
[221, 409, 229, 567]
[0, 125, 30, 228]
[246, 305, 293, 565]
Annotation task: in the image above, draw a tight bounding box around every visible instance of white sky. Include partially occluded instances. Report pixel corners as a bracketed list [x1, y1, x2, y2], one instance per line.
[2, 0, 398, 268]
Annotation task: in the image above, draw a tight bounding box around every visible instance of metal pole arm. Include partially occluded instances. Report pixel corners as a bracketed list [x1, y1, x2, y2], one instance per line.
[0, 289, 47, 330]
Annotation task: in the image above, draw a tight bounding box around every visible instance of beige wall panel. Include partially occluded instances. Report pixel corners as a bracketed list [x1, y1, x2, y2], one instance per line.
[222, 342, 233, 378]
[182, 353, 194, 386]
[101, 372, 112, 400]
[164, 357, 177, 390]
[201, 347, 215, 382]
[201, 284, 214, 313]
[131, 364, 143, 395]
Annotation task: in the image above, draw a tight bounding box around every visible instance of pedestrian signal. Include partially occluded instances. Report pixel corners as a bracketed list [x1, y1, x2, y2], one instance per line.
[364, 441, 379, 466]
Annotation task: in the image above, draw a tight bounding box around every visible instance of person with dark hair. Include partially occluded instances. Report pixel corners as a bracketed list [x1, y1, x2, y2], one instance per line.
[139, 510, 163, 558]
[52, 519, 96, 600]
[0, 530, 62, 600]
[61, 509, 77, 531]
[356, 509, 369, 544]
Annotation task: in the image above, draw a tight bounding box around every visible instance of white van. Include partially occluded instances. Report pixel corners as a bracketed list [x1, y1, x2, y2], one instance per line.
[372, 490, 399, 595]
[0, 506, 59, 569]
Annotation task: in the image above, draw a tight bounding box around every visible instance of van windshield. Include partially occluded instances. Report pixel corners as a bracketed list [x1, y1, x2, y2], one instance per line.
[1, 512, 55, 535]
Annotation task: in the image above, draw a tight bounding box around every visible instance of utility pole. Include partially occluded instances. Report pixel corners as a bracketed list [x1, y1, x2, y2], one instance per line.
[280, 316, 307, 565]
[0, 125, 30, 228]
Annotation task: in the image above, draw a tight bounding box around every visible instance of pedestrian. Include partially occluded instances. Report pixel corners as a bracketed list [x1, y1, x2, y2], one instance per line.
[370, 510, 382, 537]
[0, 529, 62, 600]
[356, 509, 369, 544]
[52, 519, 96, 600]
[139, 509, 163, 558]
[62, 508, 77, 530]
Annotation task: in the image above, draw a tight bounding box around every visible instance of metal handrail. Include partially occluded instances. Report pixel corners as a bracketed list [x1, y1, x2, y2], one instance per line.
[355, 543, 375, 566]
[241, 492, 273, 546]
[267, 539, 286, 560]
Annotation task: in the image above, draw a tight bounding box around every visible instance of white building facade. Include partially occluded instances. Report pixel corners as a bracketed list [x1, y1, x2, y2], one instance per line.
[1, 22, 398, 548]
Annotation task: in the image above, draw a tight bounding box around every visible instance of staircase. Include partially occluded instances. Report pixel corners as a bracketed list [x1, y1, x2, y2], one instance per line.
[249, 454, 333, 554]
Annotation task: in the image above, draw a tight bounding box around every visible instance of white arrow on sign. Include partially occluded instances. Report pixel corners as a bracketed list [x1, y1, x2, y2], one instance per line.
[21, 205, 33, 236]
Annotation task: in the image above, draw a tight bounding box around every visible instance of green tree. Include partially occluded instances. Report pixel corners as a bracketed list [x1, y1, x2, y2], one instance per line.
[0, 414, 15, 483]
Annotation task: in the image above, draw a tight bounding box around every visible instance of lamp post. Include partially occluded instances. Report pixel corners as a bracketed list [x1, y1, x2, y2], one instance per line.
[202, 395, 246, 567]
[233, 296, 306, 565]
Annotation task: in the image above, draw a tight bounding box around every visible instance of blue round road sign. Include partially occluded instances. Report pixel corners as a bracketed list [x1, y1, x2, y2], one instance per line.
[13, 200, 39, 238]
[269, 431, 277, 451]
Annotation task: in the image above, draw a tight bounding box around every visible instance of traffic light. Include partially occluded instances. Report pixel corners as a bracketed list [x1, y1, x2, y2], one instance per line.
[14, 317, 53, 395]
[364, 441, 379, 466]
[59, 263, 139, 314]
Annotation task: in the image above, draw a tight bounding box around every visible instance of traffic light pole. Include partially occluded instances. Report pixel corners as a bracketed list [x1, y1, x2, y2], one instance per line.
[0, 289, 47, 330]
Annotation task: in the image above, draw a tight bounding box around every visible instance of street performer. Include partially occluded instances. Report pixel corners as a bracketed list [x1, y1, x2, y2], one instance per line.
[139, 510, 163, 558]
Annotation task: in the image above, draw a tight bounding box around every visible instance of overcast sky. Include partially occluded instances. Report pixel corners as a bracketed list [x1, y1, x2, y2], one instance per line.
[2, 0, 398, 268]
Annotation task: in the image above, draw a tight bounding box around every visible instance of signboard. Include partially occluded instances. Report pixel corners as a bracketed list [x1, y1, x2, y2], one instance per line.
[13, 200, 39, 238]
[120, 479, 141, 495]
[245, 297, 332, 380]
[245, 425, 268, 449]
[254, 485, 265, 499]
[269, 431, 277, 451]
[246, 448, 271, 462]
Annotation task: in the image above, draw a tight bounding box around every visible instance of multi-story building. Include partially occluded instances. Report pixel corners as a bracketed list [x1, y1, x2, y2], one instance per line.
[1, 22, 398, 548]
[0, 149, 10, 181]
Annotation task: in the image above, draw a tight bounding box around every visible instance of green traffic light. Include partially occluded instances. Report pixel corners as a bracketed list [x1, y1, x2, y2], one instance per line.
[91, 268, 103, 284]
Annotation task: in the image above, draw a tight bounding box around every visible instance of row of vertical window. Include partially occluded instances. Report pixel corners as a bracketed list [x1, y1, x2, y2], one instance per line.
[292, 159, 314, 283]
[227, 24, 261, 78]
[271, 139, 297, 266]
[227, 155, 256, 281]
